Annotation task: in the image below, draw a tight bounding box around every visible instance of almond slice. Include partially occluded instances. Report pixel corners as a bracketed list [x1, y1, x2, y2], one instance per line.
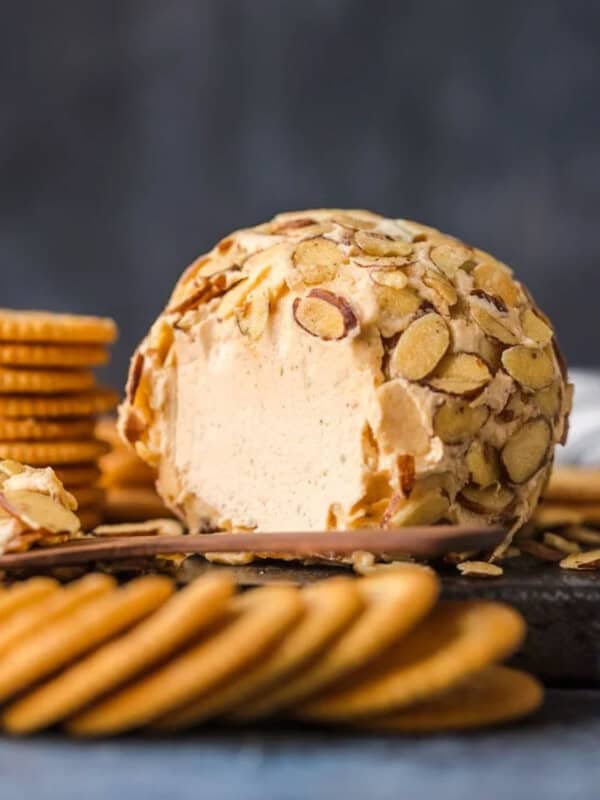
[383, 488, 450, 527]
[459, 484, 514, 515]
[469, 295, 519, 345]
[501, 346, 556, 391]
[428, 353, 492, 396]
[534, 384, 561, 419]
[369, 268, 408, 290]
[521, 308, 554, 346]
[542, 532, 580, 555]
[355, 230, 413, 258]
[422, 272, 458, 307]
[473, 262, 521, 307]
[465, 440, 500, 488]
[236, 290, 270, 340]
[501, 417, 551, 484]
[293, 289, 358, 341]
[457, 561, 503, 578]
[389, 313, 450, 381]
[92, 519, 185, 537]
[292, 237, 345, 284]
[374, 286, 423, 336]
[433, 401, 489, 444]
[559, 549, 600, 571]
[430, 244, 474, 277]
[0, 490, 80, 535]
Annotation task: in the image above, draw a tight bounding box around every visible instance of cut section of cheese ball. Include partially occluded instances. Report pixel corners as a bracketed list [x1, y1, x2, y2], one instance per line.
[119, 209, 572, 548]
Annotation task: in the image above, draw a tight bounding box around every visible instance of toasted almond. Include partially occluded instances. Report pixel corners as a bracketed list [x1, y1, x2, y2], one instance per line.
[92, 519, 184, 537]
[374, 286, 423, 336]
[561, 525, 600, 546]
[430, 244, 474, 277]
[457, 561, 503, 578]
[521, 308, 554, 346]
[469, 295, 519, 345]
[389, 313, 450, 381]
[501, 346, 556, 391]
[428, 353, 492, 396]
[465, 441, 500, 488]
[383, 488, 450, 527]
[355, 230, 413, 258]
[542, 532, 581, 555]
[292, 237, 344, 284]
[534, 384, 561, 419]
[559, 549, 600, 571]
[369, 268, 408, 290]
[236, 290, 270, 340]
[459, 484, 514, 515]
[293, 289, 358, 341]
[473, 262, 521, 307]
[501, 417, 551, 484]
[422, 272, 458, 307]
[216, 265, 271, 320]
[0, 490, 80, 535]
[433, 401, 489, 444]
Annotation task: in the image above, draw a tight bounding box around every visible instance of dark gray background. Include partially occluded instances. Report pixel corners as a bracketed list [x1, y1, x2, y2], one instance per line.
[2, 0, 599, 386]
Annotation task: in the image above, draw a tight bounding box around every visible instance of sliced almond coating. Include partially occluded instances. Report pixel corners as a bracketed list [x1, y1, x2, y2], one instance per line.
[457, 561, 503, 578]
[293, 289, 358, 341]
[236, 290, 270, 340]
[292, 237, 344, 284]
[428, 353, 492, 396]
[430, 244, 474, 277]
[396, 454, 416, 497]
[542, 532, 580, 555]
[459, 484, 514, 515]
[389, 313, 450, 381]
[562, 525, 600, 546]
[369, 268, 408, 290]
[355, 230, 413, 258]
[465, 441, 500, 488]
[433, 401, 489, 444]
[354, 256, 410, 269]
[501, 417, 551, 484]
[422, 272, 458, 306]
[473, 262, 521, 307]
[216, 265, 271, 320]
[93, 519, 184, 537]
[521, 308, 553, 346]
[501, 346, 556, 390]
[560, 549, 600, 571]
[374, 286, 423, 336]
[0, 490, 80, 535]
[469, 296, 519, 345]
[383, 488, 450, 527]
[535, 384, 561, 419]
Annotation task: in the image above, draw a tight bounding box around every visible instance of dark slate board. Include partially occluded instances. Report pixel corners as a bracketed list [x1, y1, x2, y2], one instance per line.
[178, 557, 600, 686]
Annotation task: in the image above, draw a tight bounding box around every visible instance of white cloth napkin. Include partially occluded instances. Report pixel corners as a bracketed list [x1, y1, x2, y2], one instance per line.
[557, 369, 600, 466]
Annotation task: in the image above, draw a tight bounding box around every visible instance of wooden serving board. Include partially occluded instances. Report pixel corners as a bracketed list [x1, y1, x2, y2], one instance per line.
[176, 557, 600, 686]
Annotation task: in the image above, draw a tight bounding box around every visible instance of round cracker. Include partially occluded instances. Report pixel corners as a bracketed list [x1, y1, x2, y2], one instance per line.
[0, 418, 95, 442]
[0, 389, 119, 419]
[358, 666, 543, 732]
[67, 584, 302, 736]
[298, 600, 526, 721]
[234, 566, 440, 721]
[0, 310, 117, 344]
[0, 367, 95, 395]
[0, 577, 59, 622]
[155, 576, 363, 731]
[4, 574, 234, 734]
[70, 486, 106, 509]
[104, 486, 169, 522]
[0, 574, 115, 658]
[0, 439, 108, 466]
[0, 343, 109, 368]
[0, 575, 173, 707]
[534, 503, 600, 529]
[544, 467, 600, 504]
[53, 464, 102, 488]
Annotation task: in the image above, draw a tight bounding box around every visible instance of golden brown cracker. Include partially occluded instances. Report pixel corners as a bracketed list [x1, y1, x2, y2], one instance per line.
[155, 576, 363, 730]
[358, 666, 543, 732]
[54, 464, 102, 488]
[0, 367, 95, 395]
[234, 566, 440, 721]
[0, 418, 95, 442]
[0, 574, 115, 657]
[104, 486, 171, 522]
[544, 466, 600, 504]
[67, 584, 303, 736]
[533, 503, 600, 529]
[99, 448, 156, 488]
[4, 573, 234, 734]
[0, 577, 59, 622]
[0, 439, 108, 466]
[0, 310, 117, 344]
[77, 507, 105, 531]
[70, 486, 106, 510]
[0, 389, 119, 419]
[297, 600, 525, 721]
[0, 343, 109, 368]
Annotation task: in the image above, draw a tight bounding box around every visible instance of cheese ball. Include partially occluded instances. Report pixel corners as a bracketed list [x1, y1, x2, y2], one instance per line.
[119, 209, 572, 549]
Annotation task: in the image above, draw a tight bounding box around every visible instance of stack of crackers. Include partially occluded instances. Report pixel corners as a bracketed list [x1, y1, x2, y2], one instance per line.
[0, 566, 542, 736]
[0, 310, 119, 530]
[96, 418, 172, 522]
